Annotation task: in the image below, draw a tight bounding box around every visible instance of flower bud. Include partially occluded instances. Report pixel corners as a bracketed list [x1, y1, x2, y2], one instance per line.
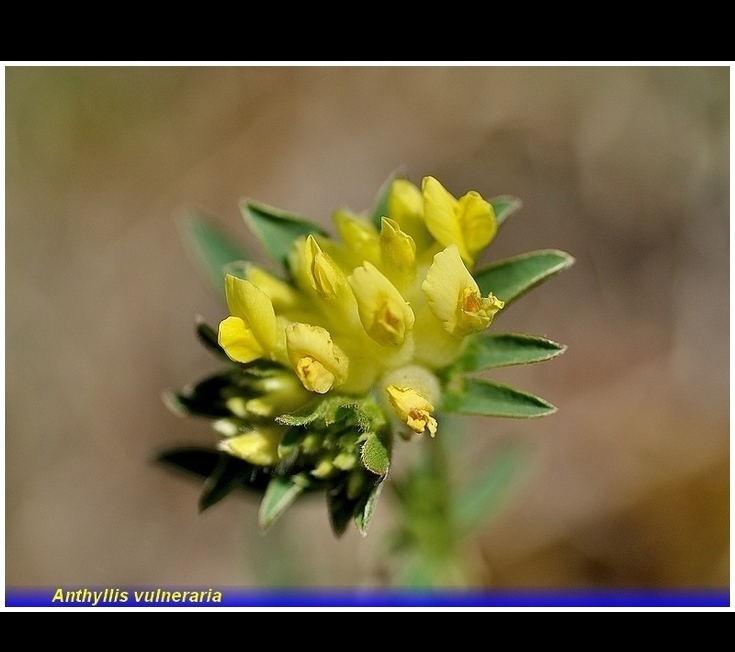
[348, 262, 415, 347]
[286, 323, 348, 393]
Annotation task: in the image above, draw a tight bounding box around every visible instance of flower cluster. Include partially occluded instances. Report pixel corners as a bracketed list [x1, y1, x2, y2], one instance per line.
[161, 174, 572, 536]
[219, 176, 503, 439]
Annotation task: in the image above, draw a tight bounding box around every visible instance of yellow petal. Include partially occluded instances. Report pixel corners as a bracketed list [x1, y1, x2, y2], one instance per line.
[285, 323, 348, 393]
[379, 217, 416, 286]
[304, 235, 343, 299]
[422, 176, 496, 267]
[422, 176, 470, 263]
[218, 426, 285, 466]
[456, 190, 496, 261]
[218, 316, 263, 363]
[386, 384, 437, 437]
[333, 209, 381, 266]
[388, 178, 433, 250]
[244, 264, 301, 311]
[422, 244, 503, 337]
[348, 262, 415, 347]
[224, 275, 277, 352]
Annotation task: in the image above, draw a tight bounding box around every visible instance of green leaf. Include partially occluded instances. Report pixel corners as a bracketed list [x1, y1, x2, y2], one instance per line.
[200, 454, 256, 512]
[259, 475, 305, 531]
[240, 199, 328, 268]
[156, 447, 222, 481]
[354, 480, 385, 536]
[443, 378, 557, 418]
[275, 395, 339, 427]
[474, 249, 574, 306]
[277, 427, 308, 458]
[155, 447, 272, 497]
[276, 394, 386, 433]
[179, 211, 249, 296]
[163, 372, 239, 419]
[453, 333, 567, 373]
[194, 317, 230, 361]
[453, 440, 529, 534]
[361, 434, 390, 476]
[371, 169, 403, 229]
[490, 195, 522, 227]
[326, 485, 355, 538]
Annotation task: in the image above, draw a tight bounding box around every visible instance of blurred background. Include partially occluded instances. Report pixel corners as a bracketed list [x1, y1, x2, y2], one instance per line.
[5, 65, 729, 589]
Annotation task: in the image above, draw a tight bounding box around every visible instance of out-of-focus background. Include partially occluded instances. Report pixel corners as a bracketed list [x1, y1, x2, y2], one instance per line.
[5, 65, 729, 589]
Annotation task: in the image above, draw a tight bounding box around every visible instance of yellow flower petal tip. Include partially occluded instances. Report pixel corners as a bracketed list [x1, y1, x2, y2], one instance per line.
[218, 315, 264, 363]
[386, 384, 438, 437]
[304, 235, 342, 299]
[217, 427, 285, 466]
[379, 217, 416, 284]
[421, 175, 496, 267]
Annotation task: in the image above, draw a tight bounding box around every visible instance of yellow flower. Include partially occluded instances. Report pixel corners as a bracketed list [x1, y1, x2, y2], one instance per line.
[422, 244, 504, 338]
[217, 424, 286, 466]
[422, 175, 497, 267]
[218, 275, 280, 363]
[285, 323, 348, 394]
[386, 385, 438, 437]
[348, 261, 415, 347]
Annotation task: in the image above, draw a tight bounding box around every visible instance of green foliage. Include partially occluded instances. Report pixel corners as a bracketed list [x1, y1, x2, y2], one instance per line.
[489, 195, 522, 227]
[240, 200, 327, 268]
[156, 447, 273, 499]
[361, 434, 390, 476]
[259, 476, 306, 530]
[194, 318, 230, 361]
[442, 377, 556, 419]
[452, 333, 566, 373]
[179, 211, 248, 297]
[371, 170, 401, 230]
[453, 440, 529, 534]
[354, 481, 384, 536]
[475, 249, 575, 306]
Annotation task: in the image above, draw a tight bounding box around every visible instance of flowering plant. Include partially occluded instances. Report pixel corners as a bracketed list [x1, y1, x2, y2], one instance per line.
[159, 173, 572, 578]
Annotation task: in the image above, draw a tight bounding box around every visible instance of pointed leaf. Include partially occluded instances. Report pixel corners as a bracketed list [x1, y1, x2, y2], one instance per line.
[453, 333, 567, 373]
[163, 372, 240, 419]
[240, 199, 328, 267]
[277, 427, 308, 458]
[326, 486, 355, 538]
[371, 169, 403, 229]
[156, 447, 271, 497]
[179, 211, 249, 296]
[259, 475, 305, 531]
[275, 394, 377, 430]
[156, 447, 222, 481]
[200, 454, 256, 511]
[361, 434, 390, 476]
[489, 195, 522, 227]
[443, 378, 556, 418]
[354, 479, 385, 536]
[453, 441, 529, 533]
[275, 396, 335, 427]
[195, 317, 230, 361]
[474, 249, 574, 306]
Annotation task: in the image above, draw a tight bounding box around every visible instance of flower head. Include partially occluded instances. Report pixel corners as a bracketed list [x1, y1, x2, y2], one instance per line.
[164, 174, 572, 536]
[216, 178, 504, 435]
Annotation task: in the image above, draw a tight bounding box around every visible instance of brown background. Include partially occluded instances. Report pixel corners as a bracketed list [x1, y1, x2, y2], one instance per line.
[5, 65, 729, 588]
